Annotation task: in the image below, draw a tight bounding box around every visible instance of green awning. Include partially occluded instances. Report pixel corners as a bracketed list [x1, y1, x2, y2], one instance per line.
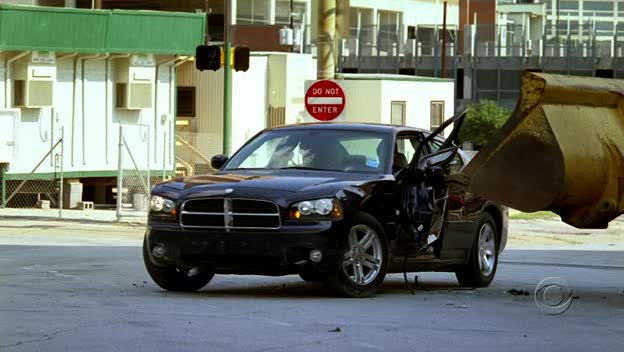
[0, 5, 205, 55]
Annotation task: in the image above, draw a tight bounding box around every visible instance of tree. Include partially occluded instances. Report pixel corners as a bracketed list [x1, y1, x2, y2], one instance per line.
[458, 100, 511, 149]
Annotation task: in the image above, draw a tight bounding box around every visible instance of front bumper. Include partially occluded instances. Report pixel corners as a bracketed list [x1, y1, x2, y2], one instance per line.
[144, 222, 342, 275]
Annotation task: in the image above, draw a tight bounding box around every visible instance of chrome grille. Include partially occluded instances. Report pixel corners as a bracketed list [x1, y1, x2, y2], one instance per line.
[180, 198, 281, 230]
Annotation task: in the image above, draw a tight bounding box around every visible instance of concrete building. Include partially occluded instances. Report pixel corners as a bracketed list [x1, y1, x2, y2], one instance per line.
[0, 4, 204, 207]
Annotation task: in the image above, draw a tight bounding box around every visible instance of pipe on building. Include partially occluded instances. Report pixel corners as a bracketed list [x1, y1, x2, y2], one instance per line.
[81, 53, 106, 165]
[105, 54, 130, 164]
[154, 56, 179, 165]
[4, 51, 31, 108]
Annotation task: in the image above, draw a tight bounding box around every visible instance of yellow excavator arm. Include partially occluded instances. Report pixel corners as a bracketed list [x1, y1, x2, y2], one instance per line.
[455, 72, 624, 229]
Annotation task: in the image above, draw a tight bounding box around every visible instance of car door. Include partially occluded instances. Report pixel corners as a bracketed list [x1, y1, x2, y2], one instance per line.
[426, 132, 477, 260]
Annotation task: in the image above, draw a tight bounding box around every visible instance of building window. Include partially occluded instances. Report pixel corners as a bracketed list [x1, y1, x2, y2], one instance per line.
[176, 87, 196, 117]
[237, 0, 270, 25]
[378, 10, 402, 53]
[391, 101, 406, 126]
[275, 0, 307, 25]
[350, 7, 375, 46]
[430, 101, 444, 131]
[584, 1, 613, 13]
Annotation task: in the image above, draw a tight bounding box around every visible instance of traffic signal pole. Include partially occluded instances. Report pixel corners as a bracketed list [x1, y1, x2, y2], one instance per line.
[223, 0, 232, 155]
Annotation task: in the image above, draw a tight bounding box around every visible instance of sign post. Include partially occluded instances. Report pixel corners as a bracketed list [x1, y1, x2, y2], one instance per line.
[305, 80, 346, 122]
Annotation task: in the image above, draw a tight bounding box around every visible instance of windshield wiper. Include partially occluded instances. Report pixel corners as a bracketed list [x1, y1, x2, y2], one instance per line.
[276, 166, 323, 170]
[277, 166, 348, 172]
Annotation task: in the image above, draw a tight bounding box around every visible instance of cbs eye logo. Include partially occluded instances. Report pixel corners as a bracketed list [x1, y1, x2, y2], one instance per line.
[534, 277, 574, 315]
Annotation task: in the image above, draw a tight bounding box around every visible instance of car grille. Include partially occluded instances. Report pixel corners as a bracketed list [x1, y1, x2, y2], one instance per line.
[180, 198, 281, 230]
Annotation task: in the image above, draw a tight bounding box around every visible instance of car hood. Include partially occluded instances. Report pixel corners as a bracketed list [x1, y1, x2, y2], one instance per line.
[152, 170, 389, 201]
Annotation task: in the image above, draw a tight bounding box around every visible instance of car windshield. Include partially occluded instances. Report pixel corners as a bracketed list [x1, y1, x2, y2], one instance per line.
[224, 129, 391, 174]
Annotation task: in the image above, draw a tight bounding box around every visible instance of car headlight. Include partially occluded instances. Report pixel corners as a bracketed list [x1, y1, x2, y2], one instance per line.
[290, 198, 342, 221]
[150, 195, 175, 214]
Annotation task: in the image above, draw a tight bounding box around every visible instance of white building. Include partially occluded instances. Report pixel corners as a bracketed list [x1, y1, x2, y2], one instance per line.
[0, 5, 204, 208]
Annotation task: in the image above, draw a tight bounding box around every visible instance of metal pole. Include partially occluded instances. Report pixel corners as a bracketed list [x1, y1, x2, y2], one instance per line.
[290, 0, 295, 53]
[1, 164, 6, 208]
[162, 131, 167, 179]
[116, 125, 123, 221]
[223, 0, 232, 155]
[205, 0, 211, 44]
[147, 128, 151, 195]
[59, 128, 64, 218]
[441, 1, 448, 78]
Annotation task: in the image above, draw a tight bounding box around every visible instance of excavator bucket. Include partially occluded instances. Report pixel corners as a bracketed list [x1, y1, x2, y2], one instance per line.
[457, 72, 624, 229]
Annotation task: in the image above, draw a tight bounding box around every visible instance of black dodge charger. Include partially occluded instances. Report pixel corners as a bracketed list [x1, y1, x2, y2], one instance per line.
[144, 121, 508, 297]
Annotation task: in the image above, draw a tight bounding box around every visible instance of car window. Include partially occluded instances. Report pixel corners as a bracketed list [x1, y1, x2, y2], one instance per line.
[225, 129, 391, 173]
[237, 135, 289, 169]
[394, 134, 424, 170]
[339, 137, 386, 170]
[428, 137, 464, 173]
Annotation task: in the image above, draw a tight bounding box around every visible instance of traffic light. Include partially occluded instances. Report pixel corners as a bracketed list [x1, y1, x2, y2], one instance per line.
[232, 46, 250, 72]
[195, 45, 222, 71]
[195, 45, 250, 72]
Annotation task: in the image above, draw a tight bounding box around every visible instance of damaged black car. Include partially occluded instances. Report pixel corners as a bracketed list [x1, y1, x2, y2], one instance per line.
[143, 113, 508, 297]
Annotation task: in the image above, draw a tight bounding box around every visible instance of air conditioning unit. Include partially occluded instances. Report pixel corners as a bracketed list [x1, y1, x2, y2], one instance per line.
[12, 51, 56, 108]
[115, 54, 155, 110]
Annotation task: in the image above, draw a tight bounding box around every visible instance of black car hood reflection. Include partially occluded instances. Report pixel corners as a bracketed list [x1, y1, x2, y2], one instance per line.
[153, 170, 390, 200]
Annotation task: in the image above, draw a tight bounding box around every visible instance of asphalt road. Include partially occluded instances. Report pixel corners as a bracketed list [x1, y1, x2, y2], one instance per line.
[0, 221, 623, 352]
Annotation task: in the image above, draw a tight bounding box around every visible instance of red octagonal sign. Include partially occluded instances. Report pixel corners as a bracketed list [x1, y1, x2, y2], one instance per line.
[305, 80, 346, 121]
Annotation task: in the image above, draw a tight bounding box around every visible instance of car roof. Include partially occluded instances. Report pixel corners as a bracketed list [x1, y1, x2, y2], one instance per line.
[266, 122, 430, 134]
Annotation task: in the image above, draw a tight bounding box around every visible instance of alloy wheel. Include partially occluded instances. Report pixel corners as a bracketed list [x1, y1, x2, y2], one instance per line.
[341, 224, 383, 286]
[478, 223, 496, 276]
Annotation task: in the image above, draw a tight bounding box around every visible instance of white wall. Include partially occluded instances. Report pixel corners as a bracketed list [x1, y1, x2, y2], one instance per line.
[232, 56, 270, 152]
[0, 53, 176, 176]
[380, 79, 455, 135]
[285, 54, 316, 124]
[341, 79, 383, 123]
[339, 77, 455, 135]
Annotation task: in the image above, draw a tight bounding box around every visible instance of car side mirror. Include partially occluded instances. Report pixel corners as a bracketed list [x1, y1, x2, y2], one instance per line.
[211, 154, 229, 169]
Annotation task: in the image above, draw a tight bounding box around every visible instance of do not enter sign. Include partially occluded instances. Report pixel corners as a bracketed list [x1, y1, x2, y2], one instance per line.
[305, 80, 346, 121]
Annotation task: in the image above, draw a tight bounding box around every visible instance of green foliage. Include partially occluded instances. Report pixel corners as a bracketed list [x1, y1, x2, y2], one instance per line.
[459, 100, 511, 149]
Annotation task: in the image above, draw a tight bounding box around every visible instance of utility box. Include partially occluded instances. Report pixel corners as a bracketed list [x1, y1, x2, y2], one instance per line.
[115, 54, 155, 109]
[12, 51, 56, 108]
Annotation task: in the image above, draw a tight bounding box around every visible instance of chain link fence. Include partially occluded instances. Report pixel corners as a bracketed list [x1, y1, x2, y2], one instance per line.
[0, 126, 217, 223]
[116, 125, 156, 222]
[0, 134, 64, 219]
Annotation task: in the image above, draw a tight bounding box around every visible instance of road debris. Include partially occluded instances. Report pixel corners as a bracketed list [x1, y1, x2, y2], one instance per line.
[328, 327, 341, 333]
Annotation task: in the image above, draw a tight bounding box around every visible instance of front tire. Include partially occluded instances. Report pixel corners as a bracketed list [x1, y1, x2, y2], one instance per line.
[143, 238, 215, 292]
[455, 213, 499, 287]
[328, 212, 389, 298]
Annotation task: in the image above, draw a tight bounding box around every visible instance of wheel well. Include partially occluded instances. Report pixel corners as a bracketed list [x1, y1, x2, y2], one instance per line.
[484, 205, 503, 246]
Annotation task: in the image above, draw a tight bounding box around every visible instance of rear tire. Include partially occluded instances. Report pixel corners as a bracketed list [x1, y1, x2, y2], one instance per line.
[455, 213, 499, 287]
[328, 212, 389, 298]
[143, 238, 214, 292]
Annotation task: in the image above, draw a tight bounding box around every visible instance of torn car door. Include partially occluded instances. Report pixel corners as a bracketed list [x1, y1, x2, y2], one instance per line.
[454, 72, 624, 229]
[397, 110, 468, 250]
